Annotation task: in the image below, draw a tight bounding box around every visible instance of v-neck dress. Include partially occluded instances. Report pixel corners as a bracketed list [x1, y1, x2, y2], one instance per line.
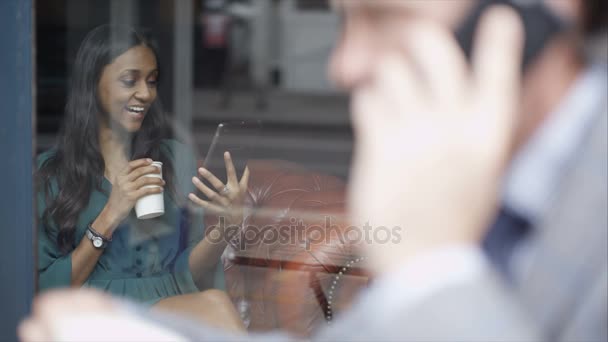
[37, 140, 224, 305]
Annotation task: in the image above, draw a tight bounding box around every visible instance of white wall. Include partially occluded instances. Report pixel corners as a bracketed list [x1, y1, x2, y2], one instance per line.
[278, 0, 339, 93]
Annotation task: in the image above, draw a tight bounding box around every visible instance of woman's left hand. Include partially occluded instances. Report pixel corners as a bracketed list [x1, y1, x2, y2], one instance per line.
[188, 151, 250, 227]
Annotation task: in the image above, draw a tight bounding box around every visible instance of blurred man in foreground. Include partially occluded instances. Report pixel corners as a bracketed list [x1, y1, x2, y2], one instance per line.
[19, 0, 607, 341]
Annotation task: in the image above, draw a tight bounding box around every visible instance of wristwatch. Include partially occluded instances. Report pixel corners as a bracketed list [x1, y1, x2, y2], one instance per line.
[86, 223, 111, 249]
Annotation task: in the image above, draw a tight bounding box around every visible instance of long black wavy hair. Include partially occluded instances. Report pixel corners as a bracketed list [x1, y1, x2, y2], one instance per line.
[36, 25, 176, 254]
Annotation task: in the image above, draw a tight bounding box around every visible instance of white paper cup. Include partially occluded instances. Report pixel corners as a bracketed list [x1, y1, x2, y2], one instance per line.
[135, 161, 165, 219]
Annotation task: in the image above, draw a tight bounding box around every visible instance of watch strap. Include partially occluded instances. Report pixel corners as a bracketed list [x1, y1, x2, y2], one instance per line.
[87, 222, 112, 242]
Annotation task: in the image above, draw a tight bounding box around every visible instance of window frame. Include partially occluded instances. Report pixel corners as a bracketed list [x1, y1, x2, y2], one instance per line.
[0, 0, 36, 339]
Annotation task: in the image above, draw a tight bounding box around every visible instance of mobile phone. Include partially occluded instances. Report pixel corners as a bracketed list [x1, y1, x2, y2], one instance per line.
[201, 120, 263, 186]
[455, 0, 567, 71]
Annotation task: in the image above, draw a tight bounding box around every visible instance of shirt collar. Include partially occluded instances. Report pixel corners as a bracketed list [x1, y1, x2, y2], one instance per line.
[502, 63, 608, 223]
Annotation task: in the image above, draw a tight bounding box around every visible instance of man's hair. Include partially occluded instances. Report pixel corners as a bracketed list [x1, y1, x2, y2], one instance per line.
[582, 0, 607, 36]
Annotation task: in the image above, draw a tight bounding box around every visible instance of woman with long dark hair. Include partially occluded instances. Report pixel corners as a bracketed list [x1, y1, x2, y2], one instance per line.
[36, 25, 247, 331]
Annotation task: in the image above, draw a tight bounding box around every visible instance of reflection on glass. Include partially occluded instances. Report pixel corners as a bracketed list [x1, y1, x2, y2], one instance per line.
[35, 0, 368, 338]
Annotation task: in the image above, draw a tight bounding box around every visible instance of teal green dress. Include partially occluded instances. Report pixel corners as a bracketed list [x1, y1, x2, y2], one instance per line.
[37, 140, 224, 305]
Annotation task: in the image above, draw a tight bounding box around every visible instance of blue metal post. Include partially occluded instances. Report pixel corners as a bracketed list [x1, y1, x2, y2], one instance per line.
[0, 0, 35, 339]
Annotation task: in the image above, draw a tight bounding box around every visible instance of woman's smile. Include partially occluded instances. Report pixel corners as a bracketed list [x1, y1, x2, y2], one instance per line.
[124, 104, 148, 120]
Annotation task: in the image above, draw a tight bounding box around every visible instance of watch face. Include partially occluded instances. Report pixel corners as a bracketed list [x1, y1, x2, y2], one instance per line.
[93, 237, 103, 248]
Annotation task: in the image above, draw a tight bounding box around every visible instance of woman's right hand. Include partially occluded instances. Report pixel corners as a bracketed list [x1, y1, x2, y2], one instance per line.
[100, 158, 165, 230]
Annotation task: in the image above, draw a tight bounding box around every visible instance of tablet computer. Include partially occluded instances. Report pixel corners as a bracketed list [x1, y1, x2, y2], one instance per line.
[202, 120, 263, 186]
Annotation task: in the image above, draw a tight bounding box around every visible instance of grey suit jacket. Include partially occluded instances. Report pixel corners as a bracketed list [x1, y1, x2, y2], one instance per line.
[141, 75, 607, 342]
[516, 94, 608, 341]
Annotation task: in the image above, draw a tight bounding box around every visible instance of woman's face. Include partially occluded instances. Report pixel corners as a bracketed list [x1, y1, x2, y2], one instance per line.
[97, 44, 159, 133]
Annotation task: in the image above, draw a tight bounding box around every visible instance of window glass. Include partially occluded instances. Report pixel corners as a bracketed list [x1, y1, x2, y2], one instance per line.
[35, 0, 368, 337]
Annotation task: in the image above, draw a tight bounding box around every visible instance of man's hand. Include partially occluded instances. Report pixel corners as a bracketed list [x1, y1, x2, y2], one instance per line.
[348, 6, 524, 275]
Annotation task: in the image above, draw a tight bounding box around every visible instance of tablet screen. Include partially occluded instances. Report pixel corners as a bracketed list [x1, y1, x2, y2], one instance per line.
[202, 120, 263, 185]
